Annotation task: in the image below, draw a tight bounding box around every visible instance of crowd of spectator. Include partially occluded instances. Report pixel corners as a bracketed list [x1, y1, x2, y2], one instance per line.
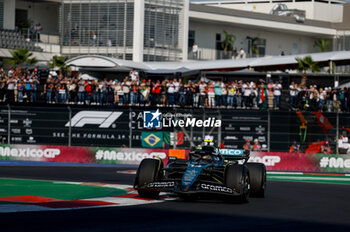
[289, 82, 350, 112]
[0, 67, 349, 112]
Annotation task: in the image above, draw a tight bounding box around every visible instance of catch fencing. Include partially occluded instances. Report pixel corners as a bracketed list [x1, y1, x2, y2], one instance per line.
[0, 105, 349, 154]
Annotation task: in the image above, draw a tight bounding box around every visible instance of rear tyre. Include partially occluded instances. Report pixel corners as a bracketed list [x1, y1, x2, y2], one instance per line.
[247, 163, 266, 198]
[135, 159, 163, 199]
[224, 164, 250, 203]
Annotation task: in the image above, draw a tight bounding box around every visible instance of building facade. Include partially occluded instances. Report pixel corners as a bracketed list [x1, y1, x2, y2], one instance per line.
[59, 0, 188, 62]
[0, 0, 350, 64]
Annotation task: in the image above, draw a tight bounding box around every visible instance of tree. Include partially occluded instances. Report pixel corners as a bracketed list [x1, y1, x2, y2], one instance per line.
[314, 39, 330, 52]
[48, 56, 69, 79]
[246, 36, 260, 57]
[221, 30, 236, 54]
[295, 56, 320, 86]
[7, 48, 38, 75]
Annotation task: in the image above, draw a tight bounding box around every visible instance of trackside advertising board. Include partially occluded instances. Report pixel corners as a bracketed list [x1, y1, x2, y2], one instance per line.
[0, 145, 350, 173]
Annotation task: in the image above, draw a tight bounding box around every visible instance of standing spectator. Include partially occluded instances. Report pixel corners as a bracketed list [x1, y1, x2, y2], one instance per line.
[24, 76, 32, 103]
[232, 47, 238, 59]
[208, 82, 215, 108]
[129, 69, 139, 82]
[130, 81, 138, 105]
[185, 82, 194, 107]
[242, 82, 251, 108]
[238, 48, 246, 59]
[122, 77, 131, 105]
[235, 82, 243, 108]
[214, 81, 222, 107]
[17, 80, 24, 102]
[243, 139, 252, 151]
[77, 78, 85, 104]
[325, 87, 332, 112]
[100, 78, 107, 105]
[267, 81, 274, 109]
[91, 80, 98, 105]
[252, 139, 262, 151]
[227, 83, 235, 108]
[115, 81, 123, 105]
[44, 75, 53, 103]
[68, 78, 78, 104]
[173, 78, 180, 106]
[318, 87, 326, 111]
[198, 81, 207, 108]
[58, 84, 67, 104]
[179, 83, 186, 107]
[193, 82, 199, 107]
[92, 31, 97, 46]
[273, 81, 282, 109]
[221, 82, 227, 107]
[84, 81, 92, 104]
[344, 88, 349, 112]
[251, 84, 258, 108]
[7, 77, 16, 103]
[332, 88, 340, 112]
[220, 140, 225, 149]
[35, 23, 43, 42]
[161, 81, 167, 107]
[320, 141, 331, 154]
[289, 82, 298, 109]
[289, 141, 300, 153]
[166, 80, 175, 107]
[192, 42, 199, 59]
[31, 74, 40, 103]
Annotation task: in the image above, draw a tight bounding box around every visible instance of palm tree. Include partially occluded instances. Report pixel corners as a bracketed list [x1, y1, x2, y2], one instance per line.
[221, 30, 236, 55]
[7, 48, 38, 75]
[314, 39, 330, 52]
[246, 36, 260, 57]
[48, 56, 69, 79]
[295, 56, 320, 86]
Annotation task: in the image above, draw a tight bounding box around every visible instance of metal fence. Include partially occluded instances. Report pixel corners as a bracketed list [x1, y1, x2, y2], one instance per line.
[0, 105, 349, 154]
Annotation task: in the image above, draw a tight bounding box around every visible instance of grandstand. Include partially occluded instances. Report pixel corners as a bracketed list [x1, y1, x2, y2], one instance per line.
[0, 29, 43, 52]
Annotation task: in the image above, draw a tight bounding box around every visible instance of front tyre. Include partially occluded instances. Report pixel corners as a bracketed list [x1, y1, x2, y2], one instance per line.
[224, 164, 250, 203]
[247, 163, 266, 198]
[134, 158, 163, 199]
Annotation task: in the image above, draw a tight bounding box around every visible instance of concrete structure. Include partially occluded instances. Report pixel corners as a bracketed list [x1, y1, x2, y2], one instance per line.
[193, 0, 344, 22]
[0, 0, 349, 65]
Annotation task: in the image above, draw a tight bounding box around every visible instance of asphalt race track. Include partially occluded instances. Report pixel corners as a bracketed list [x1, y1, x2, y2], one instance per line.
[0, 165, 350, 232]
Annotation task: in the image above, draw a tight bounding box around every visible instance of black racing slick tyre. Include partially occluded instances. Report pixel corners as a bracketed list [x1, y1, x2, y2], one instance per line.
[247, 163, 266, 198]
[224, 164, 250, 203]
[135, 158, 163, 199]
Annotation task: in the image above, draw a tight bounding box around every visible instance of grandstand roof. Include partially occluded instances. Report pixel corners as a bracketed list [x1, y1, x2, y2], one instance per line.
[66, 51, 350, 73]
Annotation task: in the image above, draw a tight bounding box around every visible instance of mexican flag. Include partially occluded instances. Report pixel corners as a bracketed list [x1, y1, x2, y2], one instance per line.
[141, 132, 163, 148]
[164, 132, 184, 145]
[259, 84, 268, 109]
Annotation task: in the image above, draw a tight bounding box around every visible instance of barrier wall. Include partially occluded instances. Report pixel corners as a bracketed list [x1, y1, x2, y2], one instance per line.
[1, 144, 349, 173]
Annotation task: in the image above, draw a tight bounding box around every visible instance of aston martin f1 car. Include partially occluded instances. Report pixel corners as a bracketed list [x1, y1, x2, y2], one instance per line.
[134, 141, 266, 202]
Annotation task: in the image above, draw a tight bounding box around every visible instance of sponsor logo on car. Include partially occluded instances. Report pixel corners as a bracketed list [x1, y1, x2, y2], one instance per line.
[147, 181, 175, 188]
[220, 149, 245, 155]
[200, 184, 233, 193]
[65, 111, 123, 128]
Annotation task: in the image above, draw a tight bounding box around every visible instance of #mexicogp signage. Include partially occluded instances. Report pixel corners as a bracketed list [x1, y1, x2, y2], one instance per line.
[0, 144, 350, 173]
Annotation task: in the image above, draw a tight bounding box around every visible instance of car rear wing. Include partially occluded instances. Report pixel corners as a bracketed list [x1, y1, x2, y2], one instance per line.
[219, 149, 250, 161]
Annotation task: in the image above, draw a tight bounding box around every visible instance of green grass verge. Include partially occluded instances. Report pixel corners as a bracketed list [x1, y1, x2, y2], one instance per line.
[0, 178, 128, 201]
